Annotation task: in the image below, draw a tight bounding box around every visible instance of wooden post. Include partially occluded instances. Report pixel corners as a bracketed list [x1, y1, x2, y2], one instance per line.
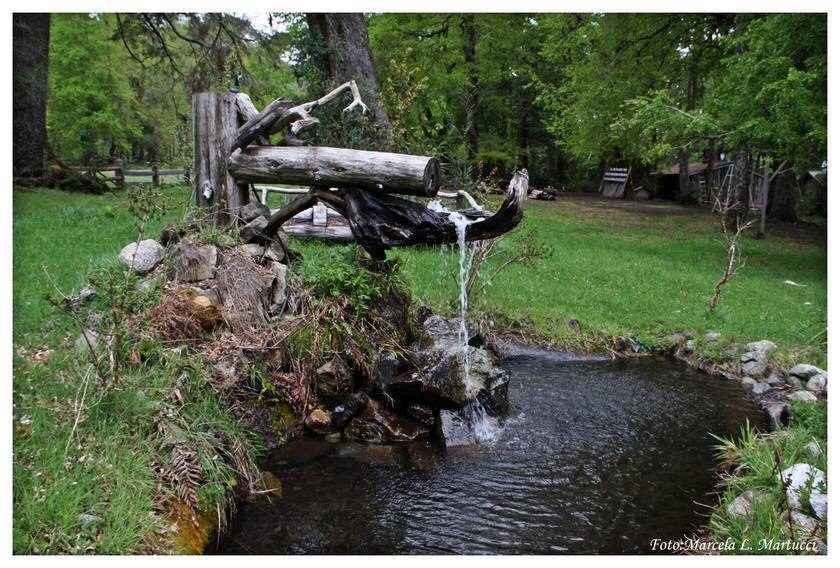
[183, 165, 191, 186]
[192, 92, 250, 225]
[152, 164, 160, 188]
[114, 159, 125, 189]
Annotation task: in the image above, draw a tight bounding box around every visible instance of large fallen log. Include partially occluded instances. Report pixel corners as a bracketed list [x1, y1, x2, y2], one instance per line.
[228, 146, 441, 197]
[260, 170, 528, 260]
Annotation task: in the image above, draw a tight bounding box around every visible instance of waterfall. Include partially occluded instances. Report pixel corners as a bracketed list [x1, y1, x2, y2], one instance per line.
[448, 211, 475, 381]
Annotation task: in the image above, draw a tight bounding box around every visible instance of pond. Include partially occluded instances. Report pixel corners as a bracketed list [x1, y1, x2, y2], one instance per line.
[214, 355, 765, 555]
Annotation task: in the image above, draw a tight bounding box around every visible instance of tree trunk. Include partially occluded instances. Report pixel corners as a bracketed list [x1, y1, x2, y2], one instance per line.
[192, 92, 250, 225]
[678, 149, 691, 202]
[726, 148, 751, 231]
[705, 137, 717, 192]
[227, 146, 440, 196]
[462, 15, 479, 166]
[769, 168, 799, 223]
[305, 13, 394, 146]
[13, 13, 50, 177]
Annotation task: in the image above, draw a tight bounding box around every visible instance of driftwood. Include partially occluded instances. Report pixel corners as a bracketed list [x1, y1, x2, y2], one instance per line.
[228, 146, 441, 197]
[260, 170, 528, 260]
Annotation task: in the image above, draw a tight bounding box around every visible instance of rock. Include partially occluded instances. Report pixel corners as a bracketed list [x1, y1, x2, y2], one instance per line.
[726, 489, 770, 517]
[384, 316, 509, 409]
[787, 390, 818, 403]
[238, 201, 271, 224]
[330, 392, 368, 429]
[324, 432, 342, 444]
[74, 329, 99, 352]
[136, 273, 165, 294]
[789, 364, 823, 380]
[172, 243, 218, 282]
[704, 331, 722, 342]
[304, 409, 336, 435]
[684, 340, 696, 353]
[790, 511, 820, 536]
[236, 243, 264, 259]
[344, 398, 429, 444]
[268, 261, 287, 306]
[78, 514, 104, 525]
[802, 441, 822, 457]
[765, 372, 785, 386]
[740, 351, 768, 377]
[809, 492, 827, 520]
[436, 409, 476, 447]
[740, 377, 757, 390]
[265, 241, 286, 263]
[405, 402, 436, 426]
[745, 340, 777, 356]
[764, 402, 793, 430]
[806, 373, 827, 396]
[780, 464, 826, 511]
[752, 382, 772, 396]
[371, 352, 409, 392]
[261, 471, 283, 496]
[239, 215, 268, 243]
[118, 239, 165, 275]
[786, 376, 803, 389]
[315, 359, 354, 406]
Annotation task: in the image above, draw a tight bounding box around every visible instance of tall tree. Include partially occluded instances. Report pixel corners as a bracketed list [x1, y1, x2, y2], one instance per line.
[13, 13, 51, 177]
[305, 13, 394, 146]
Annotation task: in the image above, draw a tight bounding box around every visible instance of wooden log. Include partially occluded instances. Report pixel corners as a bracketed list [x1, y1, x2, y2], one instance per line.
[193, 92, 250, 225]
[282, 223, 355, 243]
[231, 97, 296, 152]
[234, 93, 271, 146]
[228, 146, 441, 197]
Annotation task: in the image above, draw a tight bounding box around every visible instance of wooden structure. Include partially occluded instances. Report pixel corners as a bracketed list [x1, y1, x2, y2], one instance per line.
[599, 167, 631, 198]
[192, 81, 525, 259]
[70, 160, 191, 189]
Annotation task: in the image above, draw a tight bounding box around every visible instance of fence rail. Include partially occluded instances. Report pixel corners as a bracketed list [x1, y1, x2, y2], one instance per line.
[69, 160, 191, 188]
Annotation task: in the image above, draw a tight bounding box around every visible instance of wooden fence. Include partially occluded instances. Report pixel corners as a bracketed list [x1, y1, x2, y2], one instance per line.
[70, 160, 192, 188]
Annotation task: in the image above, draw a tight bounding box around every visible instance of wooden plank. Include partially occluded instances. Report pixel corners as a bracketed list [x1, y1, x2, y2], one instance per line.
[228, 146, 441, 197]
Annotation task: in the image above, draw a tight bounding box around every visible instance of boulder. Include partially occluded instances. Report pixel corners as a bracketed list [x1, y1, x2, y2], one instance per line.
[269, 261, 288, 306]
[790, 511, 820, 536]
[787, 390, 818, 403]
[118, 239, 165, 275]
[304, 408, 336, 435]
[802, 441, 822, 457]
[740, 377, 757, 390]
[780, 464, 826, 511]
[330, 392, 368, 429]
[238, 200, 271, 224]
[740, 351, 768, 377]
[809, 492, 827, 521]
[315, 359, 354, 406]
[239, 215, 268, 243]
[789, 364, 824, 380]
[726, 489, 770, 518]
[236, 243, 264, 259]
[745, 340, 777, 356]
[806, 373, 827, 396]
[436, 409, 476, 447]
[765, 372, 785, 386]
[751, 382, 772, 396]
[343, 398, 429, 444]
[265, 241, 286, 263]
[763, 402, 793, 430]
[172, 243, 218, 282]
[405, 402, 436, 426]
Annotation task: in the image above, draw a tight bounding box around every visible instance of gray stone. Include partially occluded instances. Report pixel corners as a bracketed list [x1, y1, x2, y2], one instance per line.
[238, 200, 271, 224]
[268, 261, 287, 306]
[806, 373, 827, 395]
[765, 372, 785, 386]
[740, 377, 757, 390]
[781, 464, 826, 511]
[786, 376, 803, 389]
[136, 274, 165, 294]
[118, 239, 165, 275]
[172, 243, 218, 282]
[78, 514, 103, 525]
[787, 390, 818, 403]
[265, 241, 286, 263]
[740, 351, 768, 377]
[802, 441, 822, 457]
[74, 329, 99, 352]
[704, 331, 722, 342]
[684, 340, 696, 353]
[745, 340, 777, 356]
[436, 409, 476, 447]
[809, 492, 827, 520]
[764, 402, 793, 430]
[789, 364, 823, 380]
[790, 511, 820, 536]
[315, 359, 353, 406]
[236, 243, 264, 259]
[726, 489, 770, 518]
[344, 398, 429, 444]
[752, 382, 772, 396]
[239, 215, 268, 243]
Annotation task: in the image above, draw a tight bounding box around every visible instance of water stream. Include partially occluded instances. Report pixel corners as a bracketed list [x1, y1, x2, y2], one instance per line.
[215, 356, 765, 555]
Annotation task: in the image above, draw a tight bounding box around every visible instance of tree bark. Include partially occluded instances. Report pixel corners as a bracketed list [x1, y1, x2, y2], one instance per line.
[227, 146, 441, 196]
[769, 168, 799, 223]
[462, 15, 479, 165]
[192, 92, 250, 225]
[678, 149, 691, 202]
[13, 13, 50, 177]
[305, 13, 394, 145]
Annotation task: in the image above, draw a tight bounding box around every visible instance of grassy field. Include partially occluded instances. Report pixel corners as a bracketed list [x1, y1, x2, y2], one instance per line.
[11, 186, 827, 554]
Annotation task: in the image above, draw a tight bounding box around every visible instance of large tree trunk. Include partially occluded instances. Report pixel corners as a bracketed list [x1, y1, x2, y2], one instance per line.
[305, 13, 394, 146]
[228, 146, 440, 196]
[13, 13, 50, 177]
[769, 168, 799, 223]
[462, 15, 479, 165]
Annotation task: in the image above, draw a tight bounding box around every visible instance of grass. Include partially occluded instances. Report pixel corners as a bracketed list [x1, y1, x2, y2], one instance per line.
[12, 187, 827, 554]
[395, 198, 827, 366]
[12, 185, 261, 554]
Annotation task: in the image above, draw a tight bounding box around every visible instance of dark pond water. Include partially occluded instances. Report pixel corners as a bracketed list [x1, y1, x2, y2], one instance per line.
[215, 356, 765, 555]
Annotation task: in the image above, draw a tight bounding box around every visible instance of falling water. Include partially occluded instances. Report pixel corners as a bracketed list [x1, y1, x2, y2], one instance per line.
[448, 211, 475, 381]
